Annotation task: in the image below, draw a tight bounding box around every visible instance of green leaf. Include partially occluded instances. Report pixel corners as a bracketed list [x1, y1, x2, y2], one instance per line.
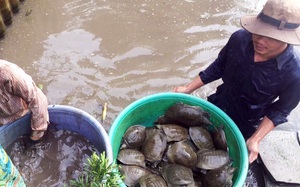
[37, 83, 44, 90]
[70, 152, 123, 187]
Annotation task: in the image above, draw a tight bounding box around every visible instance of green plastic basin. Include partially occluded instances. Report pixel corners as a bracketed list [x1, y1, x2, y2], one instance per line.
[109, 92, 248, 187]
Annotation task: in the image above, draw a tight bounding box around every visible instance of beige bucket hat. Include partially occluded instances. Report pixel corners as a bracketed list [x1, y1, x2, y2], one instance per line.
[240, 0, 300, 45]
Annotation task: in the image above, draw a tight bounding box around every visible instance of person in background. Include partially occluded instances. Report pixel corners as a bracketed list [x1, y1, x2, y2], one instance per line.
[173, 0, 300, 165]
[0, 59, 49, 186]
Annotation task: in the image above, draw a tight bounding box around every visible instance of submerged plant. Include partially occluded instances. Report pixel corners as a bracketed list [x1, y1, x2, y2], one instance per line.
[70, 152, 123, 187]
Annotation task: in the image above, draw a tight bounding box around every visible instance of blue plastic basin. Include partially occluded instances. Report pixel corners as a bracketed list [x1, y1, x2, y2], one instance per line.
[0, 105, 113, 161]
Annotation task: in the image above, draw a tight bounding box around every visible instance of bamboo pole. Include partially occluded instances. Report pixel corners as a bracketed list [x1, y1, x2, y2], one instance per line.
[9, 0, 20, 14]
[0, 14, 6, 39]
[0, 0, 13, 26]
[0, 0, 25, 39]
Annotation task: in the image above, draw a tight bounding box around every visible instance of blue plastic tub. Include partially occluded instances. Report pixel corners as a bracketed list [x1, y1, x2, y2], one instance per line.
[0, 105, 113, 161]
[109, 92, 248, 187]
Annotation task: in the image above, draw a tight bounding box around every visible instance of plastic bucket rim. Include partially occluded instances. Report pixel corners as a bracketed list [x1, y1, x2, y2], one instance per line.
[48, 104, 113, 163]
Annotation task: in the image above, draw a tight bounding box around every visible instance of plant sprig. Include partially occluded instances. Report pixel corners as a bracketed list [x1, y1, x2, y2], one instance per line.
[70, 152, 123, 187]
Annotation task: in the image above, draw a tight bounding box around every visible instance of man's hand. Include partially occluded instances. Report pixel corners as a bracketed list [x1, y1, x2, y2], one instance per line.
[22, 130, 45, 151]
[246, 137, 259, 164]
[173, 76, 205, 94]
[30, 130, 45, 141]
[23, 135, 40, 150]
[246, 116, 275, 164]
[173, 86, 190, 93]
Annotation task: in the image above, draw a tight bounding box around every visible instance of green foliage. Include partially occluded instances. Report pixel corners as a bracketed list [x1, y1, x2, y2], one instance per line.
[70, 152, 123, 187]
[37, 83, 44, 90]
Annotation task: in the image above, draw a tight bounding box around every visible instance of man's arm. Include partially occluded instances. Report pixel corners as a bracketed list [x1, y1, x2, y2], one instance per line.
[173, 76, 205, 94]
[28, 87, 49, 140]
[7, 65, 49, 140]
[246, 116, 275, 163]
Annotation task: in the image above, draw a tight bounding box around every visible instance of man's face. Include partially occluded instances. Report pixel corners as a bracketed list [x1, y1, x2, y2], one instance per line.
[252, 34, 288, 59]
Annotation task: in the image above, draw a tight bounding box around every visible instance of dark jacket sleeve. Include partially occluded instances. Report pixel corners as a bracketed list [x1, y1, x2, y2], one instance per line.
[199, 31, 239, 84]
[266, 70, 300, 126]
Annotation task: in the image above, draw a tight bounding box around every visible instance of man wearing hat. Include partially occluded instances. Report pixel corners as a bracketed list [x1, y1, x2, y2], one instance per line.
[174, 0, 300, 166]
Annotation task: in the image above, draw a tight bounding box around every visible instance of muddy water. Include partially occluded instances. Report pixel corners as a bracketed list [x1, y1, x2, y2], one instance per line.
[6, 127, 97, 187]
[1, 0, 299, 131]
[0, 0, 276, 130]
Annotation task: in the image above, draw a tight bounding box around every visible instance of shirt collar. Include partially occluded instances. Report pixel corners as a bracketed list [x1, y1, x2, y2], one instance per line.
[275, 45, 294, 70]
[245, 30, 295, 70]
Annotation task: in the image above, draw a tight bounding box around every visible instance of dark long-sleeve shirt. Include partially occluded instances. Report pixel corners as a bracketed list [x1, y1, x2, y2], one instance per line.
[200, 29, 300, 138]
